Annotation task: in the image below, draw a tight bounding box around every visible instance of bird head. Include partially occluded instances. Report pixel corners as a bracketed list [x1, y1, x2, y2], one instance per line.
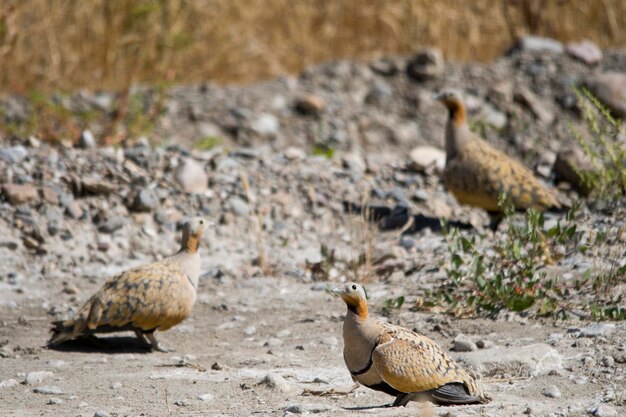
[433, 89, 463, 108]
[181, 217, 212, 253]
[434, 89, 466, 125]
[332, 283, 368, 318]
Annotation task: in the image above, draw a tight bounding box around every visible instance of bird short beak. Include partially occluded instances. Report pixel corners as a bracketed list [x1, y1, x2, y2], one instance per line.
[331, 286, 345, 297]
[432, 92, 442, 101]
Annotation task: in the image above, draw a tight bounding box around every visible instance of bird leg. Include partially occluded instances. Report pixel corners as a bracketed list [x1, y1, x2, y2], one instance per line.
[134, 330, 152, 349]
[145, 332, 174, 352]
[392, 393, 411, 407]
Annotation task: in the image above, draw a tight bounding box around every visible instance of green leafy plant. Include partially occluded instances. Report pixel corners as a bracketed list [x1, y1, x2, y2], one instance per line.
[381, 296, 405, 317]
[573, 87, 626, 200]
[428, 199, 580, 318]
[195, 135, 222, 150]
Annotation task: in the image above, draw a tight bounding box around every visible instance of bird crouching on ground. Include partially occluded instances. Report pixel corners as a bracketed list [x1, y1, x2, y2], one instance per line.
[434, 89, 561, 230]
[48, 217, 209, 352]
[332, 283, 490, 407]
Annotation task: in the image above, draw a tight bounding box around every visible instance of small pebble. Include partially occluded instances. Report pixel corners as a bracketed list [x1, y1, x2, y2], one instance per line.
[94, 411, 110, 417]
[453, 334, 477, 352]
[26, 371, 54, 385]
[110, 382, 122, 389]
[601, 356, 614, 367]
[543, 385, 561, 398]
[197, 393, 213, 401]
[33, 386, 63, 395]
[47, 397, 62, 405]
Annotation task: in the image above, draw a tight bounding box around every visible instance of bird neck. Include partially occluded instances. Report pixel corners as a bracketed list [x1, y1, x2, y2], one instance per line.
[445, 101, 470, 157]
[448, 100, 466, 126]
[181, 230, 199, 254]
[347, 298, 368, 321]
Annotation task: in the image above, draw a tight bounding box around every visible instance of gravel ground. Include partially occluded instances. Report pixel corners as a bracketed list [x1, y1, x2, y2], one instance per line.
[0, 38, 625, 416]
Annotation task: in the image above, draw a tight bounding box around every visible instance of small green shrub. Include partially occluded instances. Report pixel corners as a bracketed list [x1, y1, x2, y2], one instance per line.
[573, 87, 626, 200]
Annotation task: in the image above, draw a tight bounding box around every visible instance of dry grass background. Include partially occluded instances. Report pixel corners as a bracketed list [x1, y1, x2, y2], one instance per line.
[1, 0, 625, 92]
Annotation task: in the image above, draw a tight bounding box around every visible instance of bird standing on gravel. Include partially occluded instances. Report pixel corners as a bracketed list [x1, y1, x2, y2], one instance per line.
[48, 217, 209, 352]
[332, 283, 490, 407]
[434, 89, 561, 230]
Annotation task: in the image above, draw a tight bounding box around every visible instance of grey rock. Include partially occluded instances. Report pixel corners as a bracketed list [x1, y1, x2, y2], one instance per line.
[579, 323, 615, 338]
[370, 58, 398, 76]
[407, 48, 444, 81]
[260, 373, 293, 393]
[543, 384, 561, 398]
[26, 371, 54, 385]
[284, 147, 306, 160]
[514, 87, 554, 124]
[453, 334, 477, 352]
[320, 336, 338, 347]
[264, 338, 283, 347]
[41, 186, 60, 205]
[476, 340, 494, 349]
[94, 411, 110, 417]
[98, 216, 126, 234]
[130, 189, 158, 212]
[81, 178, 115, 195]
[0, 379, 19, 388]
[47, 397, 63, 404]
[34, 386, 63, 395]
[285, 404, 304, 414]
[462, 343, 562, 377]
[294, 95, 325, 116]
[228, 197, 250, 217]
[566, 40, 602, 65]
[197, 393, 213, 401]
[409, 146, 445, 173]
[480, 104, 508, 129]
[512, 36, 564, 54]
[341, 153, 366, 177]
[175, 158, 208, 194]
[110, 382, 122, 389]
[399, 236, 416, 250]
[591, 405, 618, 417]
[0, 145, 28, 163]
[276, 329, 290, 338]
[2, 184, 39, 205]
[602, 356, 615, 367]
[583, 72, 626, 118]
[77, 129, 96, 148]
[251, 113, 280, 136]
[243, 326, 257, 336]
[65, 201, 84, 220]
[365, 80, 393, 104]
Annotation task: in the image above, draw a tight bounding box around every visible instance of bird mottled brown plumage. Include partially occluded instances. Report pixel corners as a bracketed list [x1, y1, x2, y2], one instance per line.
[48, 217, 209, 352]
[332, 283, 490, 407]
[435, 89, 561, 229]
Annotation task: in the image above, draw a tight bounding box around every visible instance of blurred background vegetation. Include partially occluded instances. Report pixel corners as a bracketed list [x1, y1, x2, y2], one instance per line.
[1, 0, 625, 92]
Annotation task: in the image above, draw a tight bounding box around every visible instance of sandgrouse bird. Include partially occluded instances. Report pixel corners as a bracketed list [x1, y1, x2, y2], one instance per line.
[48, 217, 209, 352]
[332, 283, 490, 407]
[434, 89, 561, 230]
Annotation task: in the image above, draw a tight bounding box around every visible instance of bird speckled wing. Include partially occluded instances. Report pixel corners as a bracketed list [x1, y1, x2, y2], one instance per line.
[77, 258, 196, 333]
[373, 327, 486, 404]
[435, 89, 561, 228]
[444, 138, 561, 212]
[332, 283, 490, 407]
[48, 217, 208, 352]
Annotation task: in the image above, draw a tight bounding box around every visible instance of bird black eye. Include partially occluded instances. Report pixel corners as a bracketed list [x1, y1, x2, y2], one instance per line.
[199, 220, 204, 224]
[352, 285, 357, 290]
